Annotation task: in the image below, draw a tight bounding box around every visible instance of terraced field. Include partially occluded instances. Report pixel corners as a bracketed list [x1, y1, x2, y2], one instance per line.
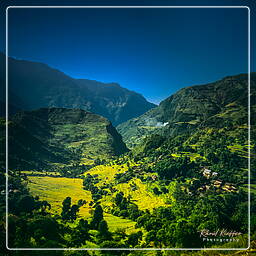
[21, 170, 61, 176]
[171, 152, 205, 161]
[241, 183, 256, 195]
[27, 176, 93, 217]
[104, 213, 138, 233]
[85, 165, 127, 185]
[227, 144, 255, 159]
[85, 164, 166, 211]
[27, 175, 138, 233]
[115, 178, 166, 210]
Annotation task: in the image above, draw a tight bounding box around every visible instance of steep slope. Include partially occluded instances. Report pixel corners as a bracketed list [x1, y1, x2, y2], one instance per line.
[117, 73, 255, 148]
[0, 53, 155, 125]
[0, 108, 128, 170]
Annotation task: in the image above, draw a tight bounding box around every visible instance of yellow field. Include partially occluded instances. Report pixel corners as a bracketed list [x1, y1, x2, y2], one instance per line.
[27, 175, 138, 233]
[115, 178, 166, 210]
[85, 164, 127, 185]
[100, 178, 166, 211]
[27, 176, 93, 218]
[84, 164, 166, 211]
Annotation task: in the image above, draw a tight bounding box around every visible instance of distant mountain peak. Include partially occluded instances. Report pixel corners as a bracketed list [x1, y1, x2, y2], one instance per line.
[0, 54, 156, 125]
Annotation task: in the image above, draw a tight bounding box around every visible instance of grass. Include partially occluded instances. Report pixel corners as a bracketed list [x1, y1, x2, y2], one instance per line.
[27, 176, 93, 218]
[241, 184, 256, 195]
[21, 170, 61, 176]
[84, 164, 129, 185]
[171, 152, 205, 161]
[27, 175, 138, 234]
[104, 213, 138, 234]
[227, 144, 255, 159]
[84, 163, 166, 211]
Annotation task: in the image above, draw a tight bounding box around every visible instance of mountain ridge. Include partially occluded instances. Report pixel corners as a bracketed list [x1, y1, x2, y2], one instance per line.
[0, 53, 156, 125]
[117, 73, 255, 148]
[0, 107, 128, 170]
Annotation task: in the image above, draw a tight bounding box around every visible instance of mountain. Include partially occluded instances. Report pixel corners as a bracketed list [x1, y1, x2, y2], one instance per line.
[0, 108, 128, 170]
[117, 73, 256, 148]
[0, 53, 156, 125]
[2, 72, 254, 250]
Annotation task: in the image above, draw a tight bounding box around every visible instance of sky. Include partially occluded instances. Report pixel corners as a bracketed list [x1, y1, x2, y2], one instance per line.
[1, 1, 254, 104]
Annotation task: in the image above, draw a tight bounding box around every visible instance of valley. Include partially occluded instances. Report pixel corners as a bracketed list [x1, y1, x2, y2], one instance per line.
[1, 72, 255, 254]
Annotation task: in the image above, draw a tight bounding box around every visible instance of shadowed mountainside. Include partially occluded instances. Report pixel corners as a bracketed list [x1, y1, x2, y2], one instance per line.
[0, 53, 156, 125]
[0, 108, 128, 170]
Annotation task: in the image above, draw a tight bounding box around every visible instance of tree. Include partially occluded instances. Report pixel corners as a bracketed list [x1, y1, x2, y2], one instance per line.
[70, 204, 80, 222]
[61, 197, 71, 221]
[71, 219, 90, 246]
[99, 220, 110, 236]
[127, 204, 141, 220]
[78, 199, 86, 207]
[114, 192, 128, 210]
[99, 241, 126, 254]
[61, 197, 80, 222]
[27, 216, 63, 247]
[90, 204, 103, 229]
[39, 200, 51, 214]
[127, 231, 142, 247]
[145, 230, 157, 245]
[115, 192, 124, 206]
[97, 220, 112, 243]
[16, 195, 36, 214]
[153, 187, 161, 195]
[156, 228, 167, 247]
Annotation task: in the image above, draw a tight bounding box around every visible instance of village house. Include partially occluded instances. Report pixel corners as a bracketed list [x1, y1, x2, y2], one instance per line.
[222, 183, 237, 193]
[212, 171, 218, 177]
[212, 179, 222, 188]
[152, 175, 157, 181]
[202, 167, 212, 178]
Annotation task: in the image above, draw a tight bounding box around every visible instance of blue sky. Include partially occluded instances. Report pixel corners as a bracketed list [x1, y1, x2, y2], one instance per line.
[1, 0, 254, 104]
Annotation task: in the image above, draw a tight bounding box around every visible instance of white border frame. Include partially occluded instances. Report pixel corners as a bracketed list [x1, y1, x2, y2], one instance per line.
[5, 5, 251, 251]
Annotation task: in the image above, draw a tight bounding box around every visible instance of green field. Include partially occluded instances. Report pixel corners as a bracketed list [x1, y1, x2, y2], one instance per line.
[21, 170, 61, 176]
[227, 144, 255, 159]
[171, 152, 205, 161]
[104, 213, 138, 233]
[241, 183, 256, 195]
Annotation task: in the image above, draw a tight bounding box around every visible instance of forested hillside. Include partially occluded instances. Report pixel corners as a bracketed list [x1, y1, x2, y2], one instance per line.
[0, 108, 128, 170]
[117, 73, 255, 148]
